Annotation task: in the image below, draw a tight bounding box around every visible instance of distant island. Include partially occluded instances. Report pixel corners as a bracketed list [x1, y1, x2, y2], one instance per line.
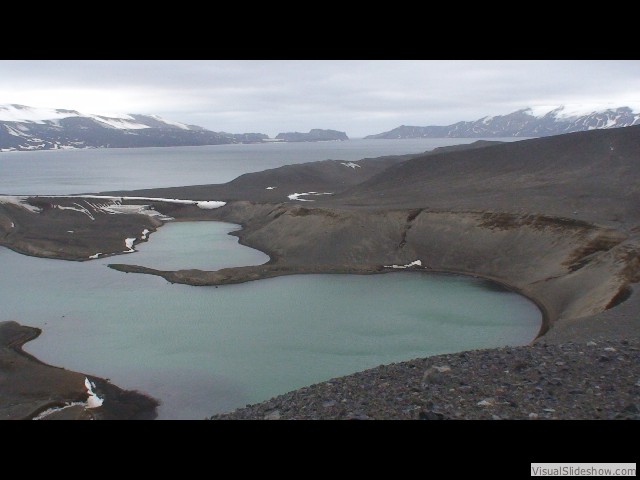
[365, 105, 640, 139]
[275, 129, 348, 142]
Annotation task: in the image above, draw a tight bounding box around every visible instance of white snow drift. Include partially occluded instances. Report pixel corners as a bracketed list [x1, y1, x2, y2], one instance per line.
[287, 192, 334, 202]
[384, 260, 423, 269]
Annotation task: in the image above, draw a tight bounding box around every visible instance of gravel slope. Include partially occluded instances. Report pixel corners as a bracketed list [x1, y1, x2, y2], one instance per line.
[213, 339, 640, 420]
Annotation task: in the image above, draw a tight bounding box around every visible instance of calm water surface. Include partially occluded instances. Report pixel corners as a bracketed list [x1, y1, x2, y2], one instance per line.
[1, 222, 540, 419]
[0, 138, 526, 195]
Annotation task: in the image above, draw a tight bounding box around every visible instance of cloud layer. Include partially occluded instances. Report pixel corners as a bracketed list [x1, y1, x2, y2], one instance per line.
[0, 60, 638, 137]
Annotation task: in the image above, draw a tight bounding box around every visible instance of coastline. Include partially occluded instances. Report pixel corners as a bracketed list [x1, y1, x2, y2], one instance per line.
[0, 321, 159, 420]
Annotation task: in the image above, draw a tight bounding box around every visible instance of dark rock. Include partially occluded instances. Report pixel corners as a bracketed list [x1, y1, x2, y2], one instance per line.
[419, 410, 445, 420]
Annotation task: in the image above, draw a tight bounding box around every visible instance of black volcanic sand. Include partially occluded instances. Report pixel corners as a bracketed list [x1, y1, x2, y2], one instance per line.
[0, 321, 158, 420]
[1, 129, 640, 419]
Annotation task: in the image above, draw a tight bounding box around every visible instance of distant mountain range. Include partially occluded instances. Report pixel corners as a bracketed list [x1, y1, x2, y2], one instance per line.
[0, 104, 268, 152]
[365, 106, 640, 139]
[275, 129, 348, 142]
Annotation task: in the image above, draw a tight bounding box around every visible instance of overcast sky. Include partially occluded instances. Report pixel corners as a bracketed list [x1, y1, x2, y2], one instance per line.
[0, 60, 638, 138]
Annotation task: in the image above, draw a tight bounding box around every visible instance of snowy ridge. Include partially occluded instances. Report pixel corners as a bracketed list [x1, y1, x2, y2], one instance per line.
[366, 105, 640, 139]
[1, 194, 225, 223]
[0, 195, 42, 213]
[0, 104, 193, 131]
[0, 104, 268, 152]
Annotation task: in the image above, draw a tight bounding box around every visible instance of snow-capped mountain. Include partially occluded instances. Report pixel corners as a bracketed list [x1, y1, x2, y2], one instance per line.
[365, 106, 640, 139]
[0, 104, 267, 151]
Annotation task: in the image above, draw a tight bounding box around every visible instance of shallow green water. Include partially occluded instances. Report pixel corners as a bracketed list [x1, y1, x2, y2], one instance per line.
[0, 221, 541, 419]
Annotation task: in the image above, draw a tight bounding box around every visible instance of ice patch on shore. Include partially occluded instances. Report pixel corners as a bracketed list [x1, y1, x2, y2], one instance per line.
[124, 238, 136, 252]
[0, 195, 41, 213]
[197, 201, 226, 210]
[54, 203, 95, 220]
[341, 162, 361, 169]
[88, 253, 102, 259]
[42, 195, 225, 215]
[141, 229, 150, 240]
[287, 192, 334, 202]
[84, 377, 104, 409]
[32, 402, 86, 420]
[385, 260, 422, 269]
[99, 202, 174, 221]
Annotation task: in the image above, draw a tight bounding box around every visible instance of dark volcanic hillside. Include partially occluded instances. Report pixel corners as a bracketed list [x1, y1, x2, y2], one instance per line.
[103, 152, 421, 202]
[104, 142, 502, 203]
[336, 126, 640, 226]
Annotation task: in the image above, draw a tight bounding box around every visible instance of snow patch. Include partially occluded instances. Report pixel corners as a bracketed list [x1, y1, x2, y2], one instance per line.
[196, 201, 226, 209]
[54, 203, 95, 220]
[384, 260, 423, 269]
[266, 186, 277, 190]
[340, 162, 361, 169]
[287, 192, 334, 202]
[99, 203, 174, 221]
[23, 195, 225, 219]
[527, 103, 640, 119]
[0, 104, 197, 131]
[88, 253, 102, 259]
[88, 115, 149, 130]
[32, 402, 86, 420]
[84, 377, 104, 409]
[61, 195, 225, 209]
[0, 195, 41, 213]
[11, 222, 15, 228]
[0, 104, 79, 123]
[141, 229, 150, 240]
[124, 238, 136, 252]
[148, 114, 191, 130]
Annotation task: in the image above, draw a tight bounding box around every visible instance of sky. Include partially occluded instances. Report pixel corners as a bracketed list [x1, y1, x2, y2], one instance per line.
[0, 60, 638, 138]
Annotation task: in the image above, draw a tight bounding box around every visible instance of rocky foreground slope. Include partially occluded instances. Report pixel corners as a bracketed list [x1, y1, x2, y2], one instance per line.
[213, 339, 640, 420]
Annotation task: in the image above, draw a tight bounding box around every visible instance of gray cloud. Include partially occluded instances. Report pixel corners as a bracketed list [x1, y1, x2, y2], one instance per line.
[0, 60, 638, 137]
